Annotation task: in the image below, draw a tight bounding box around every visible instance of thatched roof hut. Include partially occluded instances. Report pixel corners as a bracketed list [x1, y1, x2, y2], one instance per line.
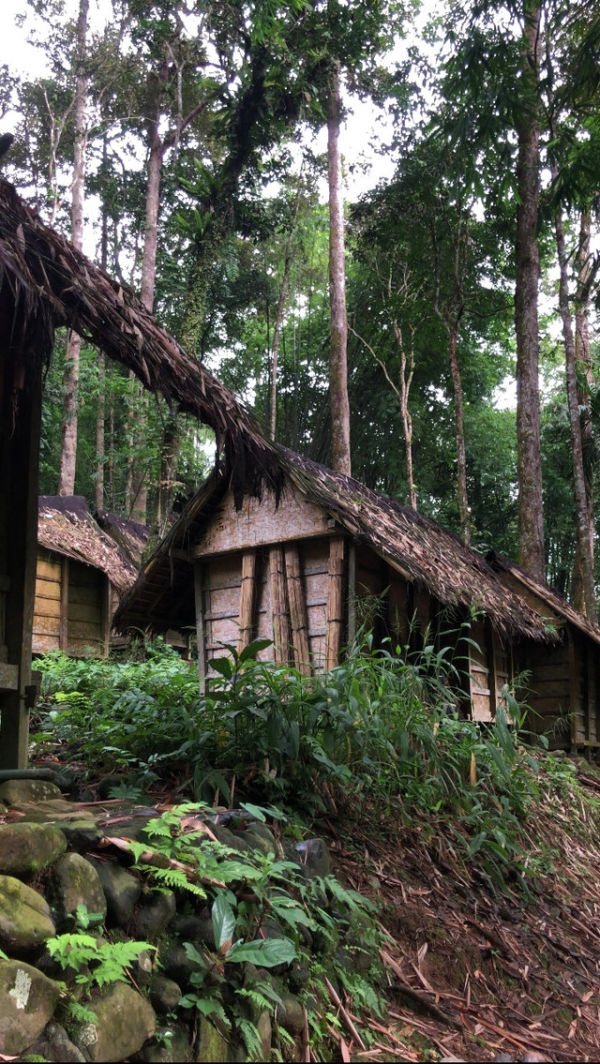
[487, 552, 600, 748]
[114, 448, 553, 645]
[34, 497, 137, 657]
[114, 449, 561, 724]
[0, 177, 281, 498]
[39, 497, 137, 595]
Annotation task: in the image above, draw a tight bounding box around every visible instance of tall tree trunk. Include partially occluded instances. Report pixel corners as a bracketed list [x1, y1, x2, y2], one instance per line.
[432, 220, 470, 544]
[269, 185, 301, 440]
[95, 354, 105, 513]
[95, 139, 109, 514]
[553, 199, 596, 621]
[58, 0, 88, 497]
[448, 324, 470, 546]
[572, 208, 597, 614]
[514, 0, 545, 580]
[327, 60, 351, 476]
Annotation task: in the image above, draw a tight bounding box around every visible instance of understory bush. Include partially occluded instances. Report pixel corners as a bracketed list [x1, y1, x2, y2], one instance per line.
[34, 632, 548, 890]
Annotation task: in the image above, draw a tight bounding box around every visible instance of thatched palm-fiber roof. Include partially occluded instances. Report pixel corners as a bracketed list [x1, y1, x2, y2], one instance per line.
[0, 179, 282, 502]
[96, 512, 149, 569]
[38, 496, 137, 595]
[114, 447, 558, 645]
[487, 551, 600, 647]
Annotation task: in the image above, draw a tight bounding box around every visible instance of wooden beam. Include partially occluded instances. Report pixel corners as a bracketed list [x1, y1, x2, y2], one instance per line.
[0, 350, 43, 769]
[487, 619, 499, 720]
[238, 550, 257, 654]
[194, 560, 207, 694]
[346, 541, 356, 651]
[568, 630, 581, 745]
[269, 546, 289, 664]
[284, 545, 311, 675]
[326, 536, 346, 671]
[59, 557, 69, 652]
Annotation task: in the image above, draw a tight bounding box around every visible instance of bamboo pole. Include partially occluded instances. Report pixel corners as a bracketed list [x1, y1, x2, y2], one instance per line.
[284, 544, 311, 675]
[326, 536, 345, 670]
[238, 550, 257, 654]
[59, 558, 69, 652]
[194, 560, 206, 693]
[269, 546, 289, 663]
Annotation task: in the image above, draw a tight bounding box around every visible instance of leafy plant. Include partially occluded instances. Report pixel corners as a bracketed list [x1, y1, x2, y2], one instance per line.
[46, 933, 156, 995]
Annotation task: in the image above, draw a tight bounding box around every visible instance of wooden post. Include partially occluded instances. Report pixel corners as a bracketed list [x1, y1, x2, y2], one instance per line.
[0, 351, 43, 769]
[238, 550, 257, 653]
[326, 536, 346, 671]
[194, 560, 207, 693]
[567, 630, 579, 747]
[346, 541, 356, 651]
[100, 574, 110, 658]
[59, 557, 69, 652]
[269, 546, 289, 663]
[284, 544, 311, 675]
[487, 619, 499, 720]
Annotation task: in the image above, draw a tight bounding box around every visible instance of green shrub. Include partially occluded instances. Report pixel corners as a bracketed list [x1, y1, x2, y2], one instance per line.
[35, 632, 545, 891]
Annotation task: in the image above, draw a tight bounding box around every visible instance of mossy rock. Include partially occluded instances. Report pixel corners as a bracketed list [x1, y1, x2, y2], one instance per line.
[0, 779, 62, 806]
[0, 822, 67, 876]
[0, 876, 56, 954]
[51, 853, 107, 929]
[0, 960, 60, 1056]
[73, 982, 156, 1062]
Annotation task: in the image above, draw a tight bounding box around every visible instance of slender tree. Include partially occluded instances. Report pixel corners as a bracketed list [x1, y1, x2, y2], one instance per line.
[514, 0, 545, 579]
[58, 0, 89, 497]
[327, 59, 351, 475]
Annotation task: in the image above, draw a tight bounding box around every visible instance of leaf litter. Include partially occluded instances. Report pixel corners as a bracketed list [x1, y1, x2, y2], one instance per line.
[315, 761, 600, 1062]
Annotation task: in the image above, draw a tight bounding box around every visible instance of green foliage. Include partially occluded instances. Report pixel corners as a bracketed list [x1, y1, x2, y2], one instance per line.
[136, 801, 385, 1059]
[46, 933, 156, 994]
[36, 627, 550, 895]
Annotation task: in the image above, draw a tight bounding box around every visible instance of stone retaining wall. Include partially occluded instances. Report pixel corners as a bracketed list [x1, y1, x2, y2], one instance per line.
[0, 778, 350, 1063]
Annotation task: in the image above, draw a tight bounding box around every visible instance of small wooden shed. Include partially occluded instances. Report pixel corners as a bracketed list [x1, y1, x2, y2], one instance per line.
[34, 497, 137, 657]
[114, 449, 555, 721]
[487, 552, 600, 750]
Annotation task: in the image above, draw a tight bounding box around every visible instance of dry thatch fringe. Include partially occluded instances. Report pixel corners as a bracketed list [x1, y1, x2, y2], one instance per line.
[38, 496, 137, 595]
[114, 445, 556, 644]
[0, 179, 283, 504]
[277, 448, 556, 643]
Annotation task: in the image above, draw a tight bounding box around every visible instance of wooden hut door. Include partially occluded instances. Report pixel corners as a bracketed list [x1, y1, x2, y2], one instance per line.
[469, 618, 494, 723]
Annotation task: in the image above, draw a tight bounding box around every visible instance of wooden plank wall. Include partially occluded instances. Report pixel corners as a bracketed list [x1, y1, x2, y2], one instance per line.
[32, 552, 108, 658]
[32, 551, 62, 653]
[67, 563, 106, 656]
[195, 535, 340, 679]
[525, 638, 572, 747]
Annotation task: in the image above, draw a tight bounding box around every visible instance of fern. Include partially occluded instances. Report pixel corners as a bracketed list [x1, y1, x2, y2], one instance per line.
[46, 934, 156, 994]
[144, 865, 207, 898]
[236, 1017, 263, 1060]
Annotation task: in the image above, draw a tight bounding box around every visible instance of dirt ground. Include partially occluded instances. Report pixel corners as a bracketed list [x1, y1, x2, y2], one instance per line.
[322, 769, 600, 1062]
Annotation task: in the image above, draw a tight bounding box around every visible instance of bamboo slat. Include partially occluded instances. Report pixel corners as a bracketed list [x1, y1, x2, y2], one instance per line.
[194, 561, 207, 692]
[59, 558, 69, 652]
[238, 550, 257, 653]
[269, 546, 289, 663]
[326, 536, 346, 670]
[284, 544, 311, 675]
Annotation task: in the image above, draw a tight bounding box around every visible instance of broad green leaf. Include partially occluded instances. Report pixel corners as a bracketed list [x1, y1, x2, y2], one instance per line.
[212, 893, 236, 953]
[226, 936, 296, 968]
[239, 639, 272, 663]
